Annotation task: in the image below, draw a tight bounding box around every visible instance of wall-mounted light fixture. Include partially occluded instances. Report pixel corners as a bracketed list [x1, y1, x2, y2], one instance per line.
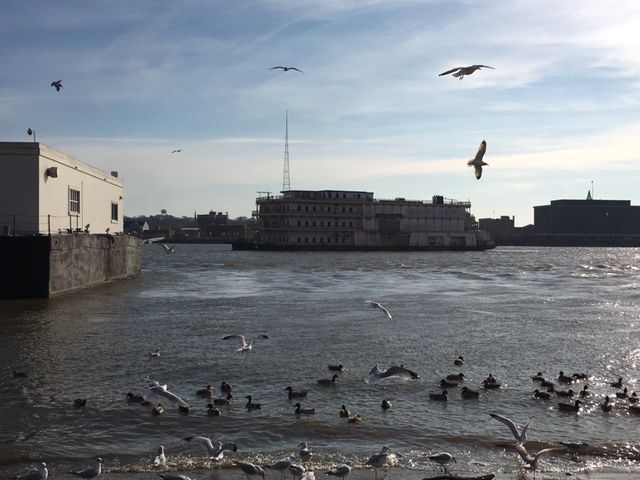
[46, 167, 58, 178]
[27, 128, 36, 143]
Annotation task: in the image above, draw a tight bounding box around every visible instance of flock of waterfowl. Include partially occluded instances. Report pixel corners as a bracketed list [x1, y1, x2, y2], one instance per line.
[11, 294, 639, 480]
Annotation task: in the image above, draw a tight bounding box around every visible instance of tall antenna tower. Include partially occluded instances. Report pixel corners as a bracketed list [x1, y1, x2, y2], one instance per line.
[282, 110, 291, 192]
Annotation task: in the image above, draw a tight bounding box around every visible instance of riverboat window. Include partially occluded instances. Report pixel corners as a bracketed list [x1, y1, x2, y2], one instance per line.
[111, 202, 118, 221]
[297, 205, 301, 211]
[305, 237, 308, 243]
[342, 207, 345, 212]
[312, 221, 316, 226]
[297, 221, 301, 226]
[297, 237, 301, 243]
[343, 193, 346, 198]
[69, 188, 80, 215]
[349, 207, 353, 212]
[327, 238, 331, 243]
[342, 222, 346, 227]
[305, 221, 308, 226]
[312, 238, 316, 243]
[313, 206, 316, 211]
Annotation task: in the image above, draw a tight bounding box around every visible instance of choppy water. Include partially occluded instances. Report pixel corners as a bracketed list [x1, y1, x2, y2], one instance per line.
[2, 245, 640, 479]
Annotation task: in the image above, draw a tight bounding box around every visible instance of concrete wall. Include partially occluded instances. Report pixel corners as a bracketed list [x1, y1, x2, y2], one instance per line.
[0, 234, 141, 299]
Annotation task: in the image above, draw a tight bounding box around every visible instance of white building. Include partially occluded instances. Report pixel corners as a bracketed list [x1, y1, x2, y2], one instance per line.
[249, 189, 491, 250]
[0, 142, 124, 235]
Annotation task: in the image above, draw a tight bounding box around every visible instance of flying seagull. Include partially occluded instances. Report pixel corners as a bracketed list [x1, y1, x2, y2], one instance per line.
[515, 443, 565, 471]
[51, 80, 63, 91]
[184, 436, 237, 461]
[223, 334, 252, 352]
[489, 413, 533, 443]
[171, 149, 181, 154]
[468, 140, 488, 180]
[160, 243, 176, 253]
[368, 364, 419, 384]
[365, 300, 393, 319]
[270, 66, 303, 73]
[439, 65, 494, 80]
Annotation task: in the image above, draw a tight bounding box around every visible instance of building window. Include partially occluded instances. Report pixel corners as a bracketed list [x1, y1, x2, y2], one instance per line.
[305, 206, 309, 211]
[111, 202, 118, 221]
[297, 221, 301, 226]
[69, 188, 80, 214]
[297, 205, 301, 211]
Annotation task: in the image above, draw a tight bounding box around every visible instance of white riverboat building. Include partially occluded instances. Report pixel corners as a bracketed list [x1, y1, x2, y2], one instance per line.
[244, 189, 492, 250]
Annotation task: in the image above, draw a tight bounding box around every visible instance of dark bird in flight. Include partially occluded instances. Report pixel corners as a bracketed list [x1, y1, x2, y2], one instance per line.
[270, 66, 303, 73]
[171, 149, 181, 154]
[467, 140, 488, 180]
[51, 80, 63, 91]
[439, 65, 494, 80]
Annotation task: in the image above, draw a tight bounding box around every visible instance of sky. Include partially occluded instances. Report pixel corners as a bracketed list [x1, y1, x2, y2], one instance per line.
[2, 0, 639, 225]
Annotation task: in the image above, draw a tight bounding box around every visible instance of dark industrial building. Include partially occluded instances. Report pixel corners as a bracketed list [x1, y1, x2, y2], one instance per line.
[530, 199, 640, 246]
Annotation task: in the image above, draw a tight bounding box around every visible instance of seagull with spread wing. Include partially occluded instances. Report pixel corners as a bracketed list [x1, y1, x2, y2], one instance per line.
[489, 412, 533, 443]
[439, 65, 494, 80]
[223, 334, 253, 352]
[468, 140, 488, 180]
[365, 300, 393, 319]
[515, 443, 565, 471]
[51, 80, 63, 91]
[270, 66, 303, 73]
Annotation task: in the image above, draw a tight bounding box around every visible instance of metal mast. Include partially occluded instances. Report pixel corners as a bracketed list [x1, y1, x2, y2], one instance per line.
[282, 110, 291, 192]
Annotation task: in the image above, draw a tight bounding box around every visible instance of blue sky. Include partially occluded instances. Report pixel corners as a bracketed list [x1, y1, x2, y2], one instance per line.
[2, 0, 639, 225]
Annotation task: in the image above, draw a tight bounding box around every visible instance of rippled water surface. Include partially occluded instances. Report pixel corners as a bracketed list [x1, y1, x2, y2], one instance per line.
[2, 245, 640, 478]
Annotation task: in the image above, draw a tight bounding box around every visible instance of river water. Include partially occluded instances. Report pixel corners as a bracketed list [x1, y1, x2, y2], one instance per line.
[1, 245, 640, 479]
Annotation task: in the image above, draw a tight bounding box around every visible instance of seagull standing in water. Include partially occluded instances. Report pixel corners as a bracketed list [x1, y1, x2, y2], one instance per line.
[326, 464, 351, 479]
[428, 452, 456, 473]
[268, 458, 294, 480]
[365, 300, 393, 319]
[365, 446, 399, 480]
[439, 65, 494, 80]
[270, 66, 303, 73]
[18, 463, 48, 480]
[233, 460, 266, 479]
[153, 446, 166, 468]
[489, 413, 533, 443]
[468, 140, 489, 180]
[70, 458, 103, 478]
[223, 334, 252, 352]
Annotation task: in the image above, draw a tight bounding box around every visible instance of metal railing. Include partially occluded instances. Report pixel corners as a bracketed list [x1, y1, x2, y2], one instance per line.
[0, 214, 88, 236]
